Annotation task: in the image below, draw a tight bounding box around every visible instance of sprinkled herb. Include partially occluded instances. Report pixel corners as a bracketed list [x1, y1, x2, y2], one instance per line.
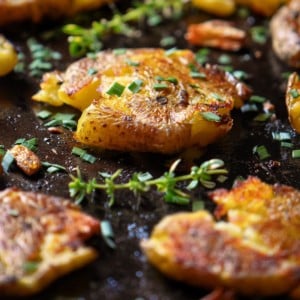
[69, 159, 228, 206]
[153, 83, 168, 90]
[15, 138, 38, 152]
[1, 151, 15, 173]
[106, 82, 126, 97]
[101, 220, 116, 249]
[42, 162, 66, 173]
[250, 95, 267, 103]
[192, 200, 205, 212]
[160, 36, 176, 47]
[272, 132, 291, 141]
[23, 261, 39, 273]
[240, 103, 258, 113]
[125, 59, 140, 67]
[8, 209, 19, 217]
[232, 70, 249, 81]
[44, 113, 77, 131]
[250, 26, 268, 44]
[63, 0, 185, 57]
[37, 110, 52, 120]
[165, 47, 177, 56]
[292, 149, 300, 158]
[218, 54, 231, 65]
[166, 77, 178, 85]
[200, 112, 221, 122]
[196, 48, 210, 65]
[253, 113, 272, 122]
[190, 71, 206, 79]
[253, 145, 270, 160]
[0, 145, 5, 156]
[113, 48, 127, 55]
[72, 147, 97, 164]
[87, 68, 98, 75]
[211, 93, 224, 102]
[128, 79, 143, 93]
[237, 6, 250, 18]
[290, 89, 300, 98]
[281, 142, 293, 148]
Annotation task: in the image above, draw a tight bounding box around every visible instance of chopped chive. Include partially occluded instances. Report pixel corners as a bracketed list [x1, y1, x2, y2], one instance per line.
[253, 113, 272, 122]
[250, 26, 268, 44]
[72, 147, 97, 163]
[192, 200, 205, 212]
[250, 95, 267, 103]
[37, 110, 52, 120]
[292, 149, 300, 158]
[281, 141, 293, 148]
[232, 70, 249, 80]
[101, 220, 116, 249]
[153, 83, 168, 90]
[196, 48, 210, 64]
[8, 209, 19, 217]
[42, 162, 66, 173]
[240, 103, 258, 113]
[272, 132, 291, 141]
[113, 48, 127, 55]
[211, 93, 225, 102]
[160, 36, 176, 47]
[53, 113, 76, 121]
[106, 82, 126, 97]
[200, 112, 221, 122]
[148, 14, 162, 26]
[44, 119, 61, 127]
[128, 79, 143, 93]
[166, 77, 178, 85]
[218, 54, 231, 65]
[1, 151, 15, 173]
[23, 261, 39, 273]
[15, 138, 38, 151]
[0, 145, 5, 156]
[253, 145, 270, 160]
[87, 68, 98, 75]
[125, 59, 140, 67]
[155, 76, 164, 81]
[165, 47, 177, 56]
[289, 89, 300, 98]
[190, 71, 206, 79]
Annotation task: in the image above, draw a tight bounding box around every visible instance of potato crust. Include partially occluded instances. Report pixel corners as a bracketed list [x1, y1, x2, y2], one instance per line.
[33, 48, 251, 154]
[0, 187, 100, 296]
[0, 0, 112, 26]
[141, 177, 300, 297]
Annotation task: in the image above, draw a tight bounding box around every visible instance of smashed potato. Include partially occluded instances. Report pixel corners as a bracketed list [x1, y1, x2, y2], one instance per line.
[0, 35, 17, 76]
[33, 48, 251, 154]
[141, 177, 300, 297]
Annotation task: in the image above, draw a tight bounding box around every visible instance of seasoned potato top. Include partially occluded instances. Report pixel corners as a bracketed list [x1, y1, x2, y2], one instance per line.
[33, 49, 251, 153]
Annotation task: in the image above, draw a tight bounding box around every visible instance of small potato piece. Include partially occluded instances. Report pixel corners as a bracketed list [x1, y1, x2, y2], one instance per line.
[9, 145, 41, 176]
[186, 20, 246, 51]
[192, 0, 236, 16]
[0, 35, 18, 76]
[286, 72, 300, 133]
[236, 0, 287, 16]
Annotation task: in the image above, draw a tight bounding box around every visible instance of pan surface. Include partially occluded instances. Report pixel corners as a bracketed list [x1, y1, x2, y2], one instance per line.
[0, 2, 299, 299]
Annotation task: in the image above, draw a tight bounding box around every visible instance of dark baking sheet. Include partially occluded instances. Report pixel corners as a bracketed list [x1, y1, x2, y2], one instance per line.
[0, 3, 299, 299]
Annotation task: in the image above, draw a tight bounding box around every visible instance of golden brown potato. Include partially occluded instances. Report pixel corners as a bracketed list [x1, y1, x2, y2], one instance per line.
[0, 0, 112, 26]
[0, 187, 100, 296]
[286, 72, 300, 133]
[9, 144, 41, 176]
[33, 48, 251, 154]
[141, 177, 300, 297]
[0, 35, 18, 76]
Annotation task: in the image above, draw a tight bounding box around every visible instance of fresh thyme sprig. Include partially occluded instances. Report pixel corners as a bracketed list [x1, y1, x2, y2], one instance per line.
[69, 159, 228, 206]
[63, 0, 187, 57]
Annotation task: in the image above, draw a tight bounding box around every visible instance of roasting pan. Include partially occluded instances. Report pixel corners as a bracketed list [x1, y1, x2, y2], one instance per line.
[0, 3, 298, 299]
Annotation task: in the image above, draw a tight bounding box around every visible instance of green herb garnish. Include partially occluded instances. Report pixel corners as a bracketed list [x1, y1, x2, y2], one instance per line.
[253, 145, 270, 160]
[69, 159, 228, 206]
[290, 89, 300, 98]
[72, 147, 97, 164]
[128, 79, 143, 93]
[106, 82, 126, 97]
[200, 112, 221, 122]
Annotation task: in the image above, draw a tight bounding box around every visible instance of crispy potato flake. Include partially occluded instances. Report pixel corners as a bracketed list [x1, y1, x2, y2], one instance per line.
[0, 187, 100, 296]
[141, 177, 300, 297]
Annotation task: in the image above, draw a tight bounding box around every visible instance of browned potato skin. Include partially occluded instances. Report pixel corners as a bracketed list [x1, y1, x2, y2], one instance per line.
[0, 0, 112, 26]
[286, 72, 300, 133]
[9, 144, 41, 176]
[141, 177, 300, 297]
[34, 49, 251, 154]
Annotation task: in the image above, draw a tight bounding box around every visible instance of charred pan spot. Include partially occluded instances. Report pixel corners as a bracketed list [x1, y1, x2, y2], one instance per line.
[178, 90, 189, 106]
[156, 96, 168, 105]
